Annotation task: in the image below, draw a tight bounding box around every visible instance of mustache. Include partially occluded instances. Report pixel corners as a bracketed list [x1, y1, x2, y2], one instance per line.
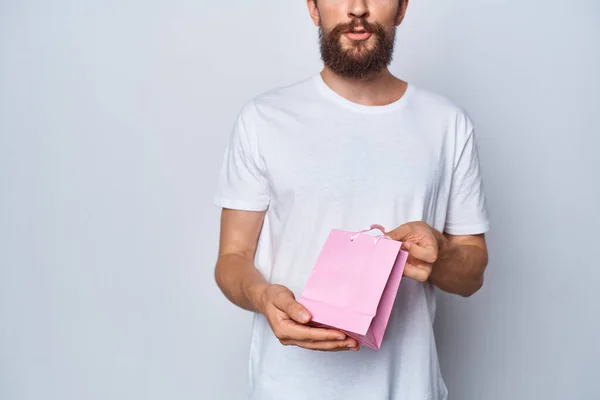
[330, 18, 378, 36]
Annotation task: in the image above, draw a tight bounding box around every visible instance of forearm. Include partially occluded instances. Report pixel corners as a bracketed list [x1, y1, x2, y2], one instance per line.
[214, 253, 270, 313]
[430, 231, 488, 297]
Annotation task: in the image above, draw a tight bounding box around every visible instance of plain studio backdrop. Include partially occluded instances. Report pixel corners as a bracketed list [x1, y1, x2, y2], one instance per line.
[1, 1, 599, 399]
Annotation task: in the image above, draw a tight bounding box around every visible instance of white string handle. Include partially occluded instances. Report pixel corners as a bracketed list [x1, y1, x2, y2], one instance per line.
[349, 224, 392, 245]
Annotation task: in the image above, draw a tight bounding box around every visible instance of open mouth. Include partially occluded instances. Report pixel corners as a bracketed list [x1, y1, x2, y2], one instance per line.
[344, 28, 372, 41]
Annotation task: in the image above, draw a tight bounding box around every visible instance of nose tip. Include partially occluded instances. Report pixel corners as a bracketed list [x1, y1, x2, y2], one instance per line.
[348, 2, 369, 19]
[349, 10, 369, 19]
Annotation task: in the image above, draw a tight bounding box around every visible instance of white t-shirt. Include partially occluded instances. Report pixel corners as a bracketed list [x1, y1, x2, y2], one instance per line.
[213, 73, 490, 400]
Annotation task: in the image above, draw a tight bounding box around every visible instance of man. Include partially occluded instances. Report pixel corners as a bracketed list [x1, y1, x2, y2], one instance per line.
[212, 0, 490, 399]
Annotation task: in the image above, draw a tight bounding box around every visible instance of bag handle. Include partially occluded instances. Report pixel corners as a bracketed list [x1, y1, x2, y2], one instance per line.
[349, 224, 392, 244]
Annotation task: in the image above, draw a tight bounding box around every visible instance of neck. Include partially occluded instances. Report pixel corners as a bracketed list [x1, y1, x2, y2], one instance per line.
[320, 67, 408, 107]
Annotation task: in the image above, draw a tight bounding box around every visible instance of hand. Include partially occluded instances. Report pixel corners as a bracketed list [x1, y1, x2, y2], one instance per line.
[257, 284, 360, 352]
[386, 221, 441, 283]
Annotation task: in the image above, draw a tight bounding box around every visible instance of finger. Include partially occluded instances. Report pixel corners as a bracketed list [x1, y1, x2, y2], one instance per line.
[281, 341, 352, 351]
[402, 241, 438, 264]
[403, 263, 431, 283]
[272, 291, 312, 324]
[281, 338, 360, 352]
[276, 319, 347, 341]
[385, 224, 412, 241]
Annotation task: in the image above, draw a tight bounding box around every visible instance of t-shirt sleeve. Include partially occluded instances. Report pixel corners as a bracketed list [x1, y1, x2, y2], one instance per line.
[213, 102, 271, 211]
[444, 112, 491, 235]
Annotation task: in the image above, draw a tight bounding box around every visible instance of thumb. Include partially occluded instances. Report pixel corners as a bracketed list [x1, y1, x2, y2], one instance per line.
[386, 224, 413, 241]
[276, 294, 312, 324]
[402, 241, 437, 264]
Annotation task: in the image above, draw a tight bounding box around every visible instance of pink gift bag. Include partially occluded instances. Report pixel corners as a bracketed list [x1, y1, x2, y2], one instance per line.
[298, 224, 409, 350]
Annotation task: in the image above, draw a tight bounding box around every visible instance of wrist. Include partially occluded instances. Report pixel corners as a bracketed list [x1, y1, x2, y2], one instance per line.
[245, 282, 271, 314]
[434, 229, 452, 260]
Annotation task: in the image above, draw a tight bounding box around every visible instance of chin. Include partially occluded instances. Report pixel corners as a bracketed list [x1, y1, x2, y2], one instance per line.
[345, 46, 374, 59]
[341, 35, 375, 46]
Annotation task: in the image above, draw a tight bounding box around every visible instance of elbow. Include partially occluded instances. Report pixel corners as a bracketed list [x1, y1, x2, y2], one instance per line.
[214, 268, 222, 294]
[214, 258, 226, 292]
[460, 275, 484, 298]
[461, 256, 488, 297]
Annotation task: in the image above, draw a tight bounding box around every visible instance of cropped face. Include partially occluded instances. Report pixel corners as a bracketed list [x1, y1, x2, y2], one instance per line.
[308, 0, 408, 79]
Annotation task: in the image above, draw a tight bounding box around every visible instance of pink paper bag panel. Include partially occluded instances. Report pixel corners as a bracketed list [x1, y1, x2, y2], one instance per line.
[298, 224, 408, 350]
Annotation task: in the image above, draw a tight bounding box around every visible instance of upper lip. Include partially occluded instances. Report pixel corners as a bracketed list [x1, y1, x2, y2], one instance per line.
[348, 28, 369, 33]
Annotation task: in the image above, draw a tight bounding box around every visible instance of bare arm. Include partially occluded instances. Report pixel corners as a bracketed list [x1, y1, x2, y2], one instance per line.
[214, 208, 358, 351]
[214, 208, 270, 313]
[387, 222, 489, 297]
[430, 231, 488, 297]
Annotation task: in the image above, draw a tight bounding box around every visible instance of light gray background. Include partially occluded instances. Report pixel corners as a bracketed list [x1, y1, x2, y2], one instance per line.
[2, 1, 599, 399]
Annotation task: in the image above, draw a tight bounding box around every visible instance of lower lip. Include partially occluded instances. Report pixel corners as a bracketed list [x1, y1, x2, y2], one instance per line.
[345, 32, 372, 41]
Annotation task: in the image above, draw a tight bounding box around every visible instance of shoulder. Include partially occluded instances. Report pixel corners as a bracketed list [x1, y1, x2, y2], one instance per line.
[407, 84, 475, 137]
[408, 85, 471, 120]
[232, 76, 317, 139]
[242, 76, 318, 116]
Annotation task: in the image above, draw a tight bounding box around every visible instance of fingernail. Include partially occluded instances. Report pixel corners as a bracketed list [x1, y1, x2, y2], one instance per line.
[338, 336, 346, 340]
[403, 242, 412, 250]
[346, 343, 356, 348]
[299, 311, 310, 322]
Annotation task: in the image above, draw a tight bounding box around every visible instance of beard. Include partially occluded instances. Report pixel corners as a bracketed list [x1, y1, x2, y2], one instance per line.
[319, 18, 396, 80]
